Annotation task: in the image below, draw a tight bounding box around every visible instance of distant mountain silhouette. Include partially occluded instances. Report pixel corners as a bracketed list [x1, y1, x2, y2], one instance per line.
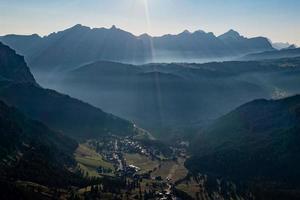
[242, 48, 300, 61]
[272, 42, 295, 50]
[0, 24, 274, 72]
[0, 42, 136, 139]
[283, 44, 297, 50]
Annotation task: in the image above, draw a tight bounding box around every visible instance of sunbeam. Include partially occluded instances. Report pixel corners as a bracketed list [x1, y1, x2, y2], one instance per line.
[141, 0, 164, 125]
[141, 0, 156, 62]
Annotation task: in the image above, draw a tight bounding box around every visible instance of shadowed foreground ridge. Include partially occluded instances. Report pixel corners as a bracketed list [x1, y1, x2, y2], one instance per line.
[0, 100, 86, 199]
[187, 94, 300, 186]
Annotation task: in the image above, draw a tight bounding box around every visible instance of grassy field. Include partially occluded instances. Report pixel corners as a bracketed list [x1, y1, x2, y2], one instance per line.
[124, 153, 188, 183]
[152, 158, 188, 183]
[124, 153, 159, 173]
[75, 143, 114, 177]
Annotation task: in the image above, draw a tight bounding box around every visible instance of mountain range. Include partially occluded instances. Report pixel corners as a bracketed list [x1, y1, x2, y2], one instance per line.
[241, 47, 300, 61]
[0, 25, 274, 72]
[272, 42, 296, 50]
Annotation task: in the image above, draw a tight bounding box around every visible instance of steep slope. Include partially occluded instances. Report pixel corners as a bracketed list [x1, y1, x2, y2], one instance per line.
[0, 83, 135, 139]
[0, 42, 36, 83]
[187, 95, 300, 185]
[0, 100, 83, 188]
[0, 42, 136, 139]
[0, 25, 274, 71]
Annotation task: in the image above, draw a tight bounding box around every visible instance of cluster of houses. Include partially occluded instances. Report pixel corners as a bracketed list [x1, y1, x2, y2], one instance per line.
[87, 136, 187, 199]
[88, 135, 188, 179]
[89, 137, 147, 177]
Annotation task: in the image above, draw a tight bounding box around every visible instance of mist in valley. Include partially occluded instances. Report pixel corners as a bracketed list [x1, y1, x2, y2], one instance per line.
[33, 58, 300, 139]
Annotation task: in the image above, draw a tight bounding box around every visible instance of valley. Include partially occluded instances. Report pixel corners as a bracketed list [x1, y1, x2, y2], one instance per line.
[68, 134, 249, 200]
[1, 3, 300, 198]
[1, 40, 300, 199]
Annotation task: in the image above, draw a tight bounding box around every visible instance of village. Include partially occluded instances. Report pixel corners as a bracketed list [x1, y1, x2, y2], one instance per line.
[75, 134, 189, 199]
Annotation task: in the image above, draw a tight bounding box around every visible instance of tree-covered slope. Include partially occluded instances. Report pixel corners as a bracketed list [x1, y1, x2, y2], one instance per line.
[0, 100, 83, 188]
[187, 95, 300, 185]
[0, 82, 135, 139]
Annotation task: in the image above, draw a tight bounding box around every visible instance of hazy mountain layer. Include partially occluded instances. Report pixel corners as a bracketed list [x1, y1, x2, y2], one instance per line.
[242, 48, 300, 61]
[46, 58, 300, 137]
[272, 42, 296, 50]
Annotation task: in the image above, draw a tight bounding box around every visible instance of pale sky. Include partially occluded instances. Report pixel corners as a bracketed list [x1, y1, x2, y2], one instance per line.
[0, 0, 299, 45]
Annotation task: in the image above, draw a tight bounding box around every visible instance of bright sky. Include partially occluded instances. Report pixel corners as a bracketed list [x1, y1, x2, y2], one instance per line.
[0, 0, 299, 45]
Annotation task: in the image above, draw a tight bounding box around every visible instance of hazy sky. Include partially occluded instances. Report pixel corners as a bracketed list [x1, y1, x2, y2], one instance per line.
[0, 0, 299, 45]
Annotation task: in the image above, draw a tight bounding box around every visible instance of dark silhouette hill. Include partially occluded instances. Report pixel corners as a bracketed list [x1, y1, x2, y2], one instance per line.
[0, 100, 85, 198]
[187, 95, 300, 185]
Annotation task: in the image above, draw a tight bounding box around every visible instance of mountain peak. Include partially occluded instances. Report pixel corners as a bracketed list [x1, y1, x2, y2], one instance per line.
[67, 24, 90, 32]
[219, 29, 241, 39]
[74, 23, 83, 28]
[284, 44, 297, 50]
[71, 24, 88, 29]
[139, 33, 152, 39]
[194, 30, 206, 34]
[181, 29, 191, 34]
[111, 25, 117, 30]
[228, 29, 240, 35]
